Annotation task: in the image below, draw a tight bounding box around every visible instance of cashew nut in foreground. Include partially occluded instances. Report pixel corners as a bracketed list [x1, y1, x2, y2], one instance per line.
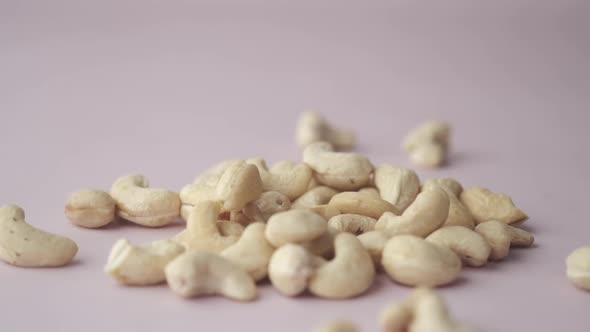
[460, 187, 528, 225]
[313, 320, 359, 332]
[179, 182, 217, 220]
[265, 209, 327, 247]
[566, 245, 590, 291]
[165, 249, 257, 301]
[381, 235, 461, 287]
[375, 187, 449, 237]
[221, 222, 275, 281]
[357, 230, 389, 267]
[328, 214, 376, 235]
[110, 174, 180, 227]
[65, 189, 116, 228]
[402, 121, 450, 168]
[247, 158, 312, 200]
[296, 111, 356, 150]
[426, 226, 491, 267]
[0, 204, 78, 267]
[303, 142, 373, 191]
[329, 191, 400, 219]
[242, 191, 291, 223]
[309, 233, 376, 299]
[474, 220, 534, 260]
[292, 186, 339, 208]
[268, 243, 324, 296]
[422, 182, 474, 229]
[374, 165, 421, 212]
[216, 160, 264, 211]
[105, 239, 184, 285]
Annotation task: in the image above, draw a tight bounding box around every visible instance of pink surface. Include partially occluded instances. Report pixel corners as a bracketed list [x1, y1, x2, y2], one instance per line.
[1, 0, 590, 331]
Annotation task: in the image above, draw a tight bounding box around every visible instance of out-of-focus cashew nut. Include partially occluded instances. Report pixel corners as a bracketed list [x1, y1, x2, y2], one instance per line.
[247, 158, 312, 200]
[379, 295, 414, 332]
[218, 220, 245, 237]
[303, 142, 373, 191]
[328, 214, 376, 234]
[474, 221, 534, 260]
[216, 161, 263, 211]
[375, 187, 449, 237]
[293, 186, 339, 208]
[268, 243, 325, 296]
[408, 143, 446, 168]
[221, 222, 275, 281]
[382, 235, 461, 287]
[301, 226, 340, 258]
[409, 288, 478, 332]
[426, 226, 491, 267]
[309, 233, 375, 299]
[309, 205, 342, 220]
[313, 320, 359, 332]
[403, 121, 450, 168]
[296, 111, 356, 150]
[179, 201, 238, 252]
[265, 209, 327, 247]
[242, 191, 291, 222]
[566, 245, 590, 291]
[374, 165, 421, 212]
[422, 178, 463, 197]
[0, 205, 78, 267]
[65, 189, 116, 228]
[165, 249, 257, 301]
[105, 239, 184, 285]
[329, 192, 400, 219]
[358, 230, 389, 267]
[460, 187, 528, 225]
[110, 174, 180, 227]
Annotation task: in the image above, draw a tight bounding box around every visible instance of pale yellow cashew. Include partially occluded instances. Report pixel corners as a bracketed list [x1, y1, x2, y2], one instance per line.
[247, 158, 312, 200]
[402, 121, 451, 168]
[309, 204, 341, 220]
[374, 165, 421, 212]
[329, 191, 400, 219]
[296, 111, 356, 150]
[65, 189, 116, 228]
[221, 222, 275, 281]
[358, 230, 389, 267]
[216, 160, 264, 211]
[422, 177, 463, 197]
[292, 186, 339, 208]
[566, 245, 590, 291]
[241, 191, 291, 223]
[474, 221, 534, 260]
[179, 182, 217, 220]
[426, 226, 491, 267]
[422, 181, 474, 229]
[460, 187, 528, 225]
[265, 209, 327, 247]
[358, 187, 381, 199]
[268, 243, 325, 296]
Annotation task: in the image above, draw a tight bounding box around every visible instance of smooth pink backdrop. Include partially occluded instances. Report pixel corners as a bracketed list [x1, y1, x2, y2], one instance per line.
[1, 1, 589, 331]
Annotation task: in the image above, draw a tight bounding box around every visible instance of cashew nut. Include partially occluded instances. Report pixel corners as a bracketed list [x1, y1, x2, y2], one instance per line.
[328, 214, 376, 234]
[374, 165, 420, 212]
[357, 230, 389, 267]
[423, 177, 463, 197]
[296, 111, 356, 150]
[422, 180, 474, 228]
[309, 204, 341, 220]
[165, 249, 257, 301]
[381, 235, 462, 287]
[460, 187, 528, 225]
[216, 160, 264, 211]
[566, 245, 590, 291]
[65, 189, 116, 228]
[403, 121, 450, 168]
[247, 158, 312, 200]
[379, 294, 414, 332]
[265, 209, 327, 247]
[309, 233, 375, 299]
[221, 222, 275, 281]
[179, 182, 217, 220]
[408, 142, 446, 168]
[218, 220, 245, 237]
[110, 174, 180, 227]
[303, 142, 373, 191]
[105, 239, 184, 285]
[292, 186, 339, 208]
[242, 191, 291, 222]
[426, 226, 491, 267]
[474, 221, 534, 260]
[329, 192, 400, 219]
[301, 225, 340, 258]
[409, 288, 477, 332]
[313, 320, 359, 332]
[0, 204, 78, 267]
[268, 243, 324, 296]
[375, 187, 449, 237]
[358, 187, 380, 198]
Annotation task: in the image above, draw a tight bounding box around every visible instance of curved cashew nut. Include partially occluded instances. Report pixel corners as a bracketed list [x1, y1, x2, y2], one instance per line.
[474, 221, 534, 260]
[292, 186, 339, 208]
[105, 239, 184, 285]
[566, 245, 590, 291]
[165, 249, 257, 301]
[426, 226, 491, 267]
[110, 174, 180, 227]
[216, 160, 264, 211]
[358, 230, 389, 267]
[65, 189, 116, 228]
[268, 243, 324, 296]
[374, 165, 421, 212]
[422, 181, 474, 229]
[242, 191, 291, 223]
[329, 192, 400, 219]
[309, 233, 376, 299]
[296, 111, 356, 150]
[379, 294, 414, 332]
[303, 142, 373, 191]
[382, 235, 462, 287]
[221, 222, 275, 281]
[423, 177, 463, 197]
[0, 205, 78, 267]
[460, 187, 528, 225]
[313, 320, 359, 332]
[265, 209, 327, 247]
[247, 159, 312, 200]
[328, 214, 376, 234]
[375, 187, 449, 237]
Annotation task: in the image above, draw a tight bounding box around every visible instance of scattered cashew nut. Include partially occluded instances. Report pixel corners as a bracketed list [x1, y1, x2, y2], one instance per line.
[221, 222, 275, 281]
[566, 245, 590, 291]
[65, 189, 116, 228]
[474, 221, 534, 260]
[329, 191, 400, 219]
[426, 226, 491, 267]
[402, 121, 450, 168]
[374, 165, 421, 212]
[296, 111, 356, 150]
[460, 187, 528, 225]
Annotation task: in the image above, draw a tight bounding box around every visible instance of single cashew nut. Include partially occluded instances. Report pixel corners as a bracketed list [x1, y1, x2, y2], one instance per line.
[265, 209, 327, 247]
[403, 121, 450, 168]
[375, 187, 449, 237]
[0, 204, 78, 267]
[409, 288, 478, 332]
[474, 221, 534, 260]
[242, 191, 291, 222]
[426, 226, 491, 267]
[313, 320, 359, 332]
[422, 178, 463, 197]
[408, 142, 446, 168]
[566, 245, 590, 291]
[268, 243, 324, 296]
[293, 186, 340, 208]
[328, 214, 376, 234]
[358, 230, 389, 267]
[329, 192, 400, 219]
[110, 174, 180, 227]
[296, 111, 356, 150]
[382, 235, 462, 287]
[221, 222, 275, 281]
[216, 160, 264, 211]
[374, 165, 421, 212]
[165, 249, 257, 301]
[460, 187, 528, 225]
[247, 159, 312, 200]
[177, 200, 238, 252]
[65, 189, 116, 228]
[303, 142, 373, 191]
[309, 233, 376, 299]
[105, 239, 184, 285]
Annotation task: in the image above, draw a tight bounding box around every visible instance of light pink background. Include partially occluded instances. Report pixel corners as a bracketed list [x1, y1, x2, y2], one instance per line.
[1, 0, 589, 331]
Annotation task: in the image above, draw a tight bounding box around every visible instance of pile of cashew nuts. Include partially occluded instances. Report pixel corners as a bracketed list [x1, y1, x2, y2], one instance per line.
[1, 111, 589, 331]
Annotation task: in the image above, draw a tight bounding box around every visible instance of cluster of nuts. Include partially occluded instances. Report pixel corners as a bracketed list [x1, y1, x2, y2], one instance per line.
[1, 111, 588, 331]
